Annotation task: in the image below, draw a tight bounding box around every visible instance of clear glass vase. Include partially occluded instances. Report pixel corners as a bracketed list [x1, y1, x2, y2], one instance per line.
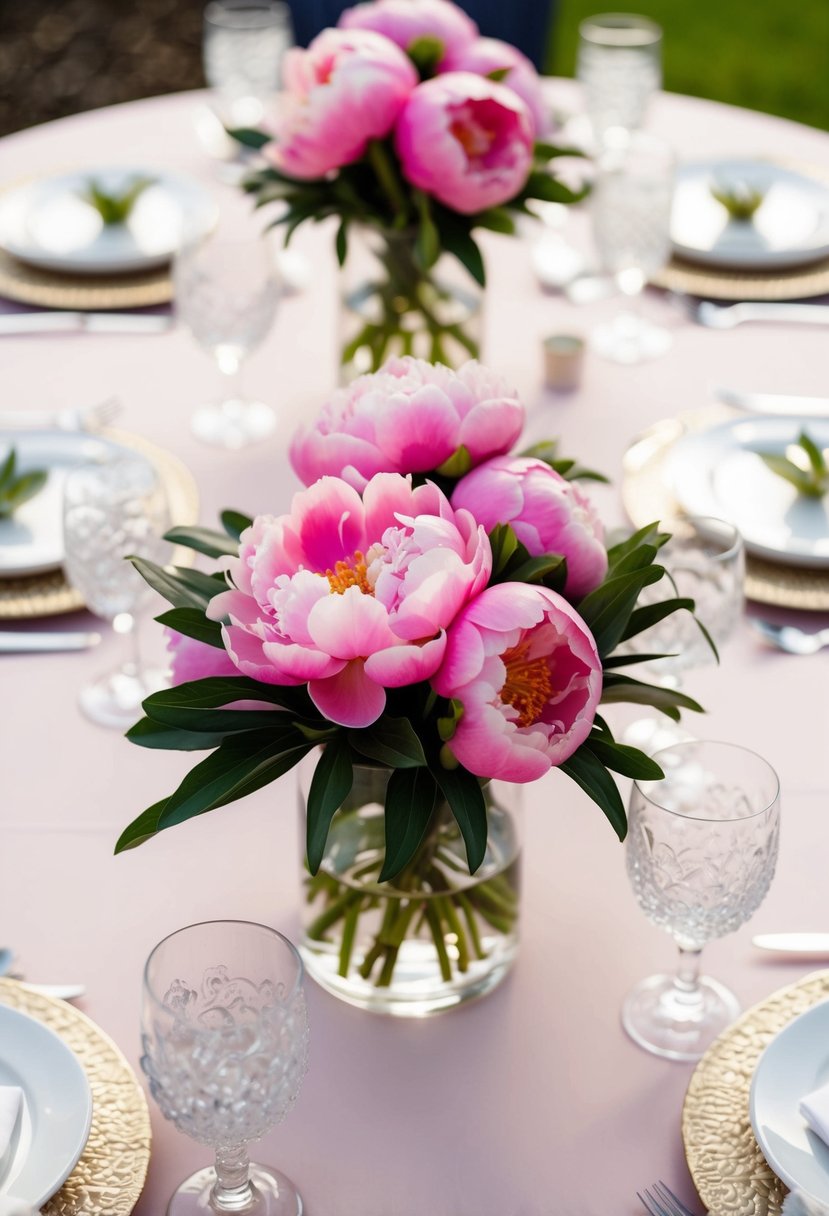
[339, 225, 484, 381]
[297, 760, 521, 1017]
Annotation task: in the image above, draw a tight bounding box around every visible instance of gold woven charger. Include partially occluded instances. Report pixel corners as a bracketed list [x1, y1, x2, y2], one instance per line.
[0, 427, 199, 620]
[621, 406, 829, 612]
[683, 969, 829, 1215]
[0, 978, 151, 1215]
[0, 246, 172, 311]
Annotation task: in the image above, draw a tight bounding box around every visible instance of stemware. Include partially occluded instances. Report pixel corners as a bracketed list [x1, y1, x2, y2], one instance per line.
[62, 451, 170, 729]
[173, 231, 280, 449]
[203, 0, 294, 129]
[622, 515, 744, 754]
[623, 739, 780, 1061]
[141, 920, 309, 1216]
[590, 129, 675, 363]
[576, 13, 663, 145]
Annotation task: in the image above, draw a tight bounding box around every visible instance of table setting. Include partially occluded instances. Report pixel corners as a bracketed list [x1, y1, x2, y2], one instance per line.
[1, 1, 829, 1213]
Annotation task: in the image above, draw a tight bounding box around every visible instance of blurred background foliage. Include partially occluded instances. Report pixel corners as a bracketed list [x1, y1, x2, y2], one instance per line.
[0, 0, 826, 139]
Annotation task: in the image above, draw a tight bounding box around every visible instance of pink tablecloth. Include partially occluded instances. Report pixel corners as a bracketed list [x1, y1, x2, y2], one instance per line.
[1, 84, 828, 1215]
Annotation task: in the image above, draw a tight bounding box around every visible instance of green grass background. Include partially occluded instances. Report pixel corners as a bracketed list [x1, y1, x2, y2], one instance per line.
[546, 1, 829, 131]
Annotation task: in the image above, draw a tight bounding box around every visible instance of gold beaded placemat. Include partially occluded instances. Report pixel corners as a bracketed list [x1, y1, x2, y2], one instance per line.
[683, 969, 829, 1215]
[0, 427, 199, 619]
[621, 406, 829, 612]
[0, 246, 173, 310]
[0, 978, 151, 1215]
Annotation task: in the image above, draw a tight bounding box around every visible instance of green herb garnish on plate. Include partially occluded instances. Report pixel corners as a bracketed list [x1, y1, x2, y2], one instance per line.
[710, 180, 766, 221]
[81, 175, 156, 225]
[759, 430, 829, 498]
[0, 448, 48, 518]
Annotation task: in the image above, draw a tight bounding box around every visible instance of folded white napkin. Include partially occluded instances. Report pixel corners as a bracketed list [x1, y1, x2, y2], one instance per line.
[0, 1086, 22, 1159]
[801, 1080, 829, 1149]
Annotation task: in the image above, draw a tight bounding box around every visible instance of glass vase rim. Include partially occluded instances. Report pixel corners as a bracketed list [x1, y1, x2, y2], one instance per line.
[659, 513, 744, 563]
[143, 918, 304, 1007]
[204, 0, 291, 31]
[633, 739, 780, 822]
[578, 13, 663, 47]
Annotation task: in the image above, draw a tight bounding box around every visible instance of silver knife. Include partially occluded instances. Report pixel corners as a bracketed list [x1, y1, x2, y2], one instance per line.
[0, 630, 101, 653]
[715, 385, 829, 416]
[0, 311, 173, 335]
[753, 933, 829, 956]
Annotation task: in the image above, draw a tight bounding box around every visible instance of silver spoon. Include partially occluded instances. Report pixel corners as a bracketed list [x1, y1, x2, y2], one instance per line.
[752, 619, 829, 655]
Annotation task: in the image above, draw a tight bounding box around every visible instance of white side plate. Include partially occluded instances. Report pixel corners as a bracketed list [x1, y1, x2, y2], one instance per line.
[0, 166, 219, 275]
[667, 416, 829, 568]
[0, 1005, 92, 1206]
[671, 160, 829, 270]
[750, 998, 829, 1204]
[0, 431, 127, 577]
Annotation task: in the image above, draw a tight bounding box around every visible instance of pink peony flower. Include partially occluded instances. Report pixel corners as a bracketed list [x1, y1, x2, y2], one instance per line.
[394, 72, 534, 214]
[165, 629, 238, 685]
[207, 473, 491, 728]
[451, 456, 608, 599]
[432, 583, 602, 781]
[338, 0, 477, 61]
[290, 356, 525, 491]
[443, 37, 548, 137]
[265, 29, 417, 179]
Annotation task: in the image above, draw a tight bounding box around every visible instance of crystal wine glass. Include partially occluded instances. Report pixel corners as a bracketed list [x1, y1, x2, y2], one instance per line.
[590, 129, 675, 364]
[141, 919, 309, 1216]
[623, 740, 780, 1061]
[203, 0, 294, 129]
[62, 450, 170, 729]
[174, 231, 280, 449]
[622, 515, 744, 754]
[576, 13, 663, 146]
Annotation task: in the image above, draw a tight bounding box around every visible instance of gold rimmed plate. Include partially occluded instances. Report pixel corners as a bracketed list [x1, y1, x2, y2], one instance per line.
[0, 427, 199, 619]
[0, 978, 152, 1216]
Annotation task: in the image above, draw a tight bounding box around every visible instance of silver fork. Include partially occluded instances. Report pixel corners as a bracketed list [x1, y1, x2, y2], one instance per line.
[0, 395, 122, 432]
[638, 1181, 699, 1216]
[695, 300, 829, 329]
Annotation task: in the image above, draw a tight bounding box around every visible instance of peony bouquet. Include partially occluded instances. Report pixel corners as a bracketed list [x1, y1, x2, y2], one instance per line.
[118, 358, 707, 997]
[231, 0, 585, 375]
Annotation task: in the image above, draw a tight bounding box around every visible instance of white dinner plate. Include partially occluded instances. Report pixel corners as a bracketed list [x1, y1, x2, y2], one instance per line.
[0, 430, 127, 577]
[667, 415, 829, 569]
[750, 998, 829, 1204]
[0, 1005, 93, 1206]
[0, 167, 219, 275]
[671, 160, 829, 270]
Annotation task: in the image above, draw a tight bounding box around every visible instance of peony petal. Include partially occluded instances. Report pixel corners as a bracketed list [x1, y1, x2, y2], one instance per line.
[292, 477, 367, 572]
[307, 586, 397, 660]
[364, 631, 446, 687]
[309, 660, 386, 727]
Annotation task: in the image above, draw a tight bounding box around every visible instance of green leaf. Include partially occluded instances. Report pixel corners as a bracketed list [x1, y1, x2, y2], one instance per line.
[434, 445, 472, 478]
[0, 447, 16, 491]
[335, 220, 348, 266]
[115, 799, 169, 853]
[606, 523, 668, 574]
[473, 206, 515, 235]
[306, 734, 353, 874]
[156, 606, 224, 649]
[578, 566, 665, 654]
[533, 141, 587, 162]
[436, 214, 486, 286]
[600, 673, 704, 720]
[621, 596, 695, 641]
[380, 767, 440, 882]
[506, 554, 567, 586]
[487, 66, 511, 82]
[164, 525, 240, 558]
[430, 762, 487, 875]
[142, 674, 315, 717]
[130, 557, 214, 610]
[521, 171, 588, 206]
[584, 738, 665, 781]
[348, 717, 427, 768]
[221, 509, 252, 541]
[560, 747, 627, 840]
[226, 126, 271, 150]
[413, 190, 440, 269]
[488, 522, 520, 575]
[126, 717, 227, 751]
[406, 34, 444, 76]
[158, 731, 313, 832]
[602, 651, 678, 669]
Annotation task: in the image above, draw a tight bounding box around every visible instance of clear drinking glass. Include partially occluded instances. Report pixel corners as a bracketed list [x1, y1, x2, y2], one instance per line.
[576, 13, 662, 145]
[590, 129, 675, 363]
[174, 232, 280, 449]
[62, 451, 170, 729]
[622, 516, 744, 754]
[624, 740, 780, 1061]
[203, 0, 294, 128]
[141, 920, 309, 1216]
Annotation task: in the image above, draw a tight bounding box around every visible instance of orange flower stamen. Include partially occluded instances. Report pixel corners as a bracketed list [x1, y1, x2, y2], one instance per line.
[326, 551, 373, 596]
[500, 639, 553, 728]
